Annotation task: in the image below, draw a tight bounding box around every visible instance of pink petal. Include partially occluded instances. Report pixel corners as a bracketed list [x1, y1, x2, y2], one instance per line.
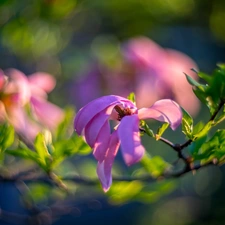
[9, 106, 41, 142]
[97, 131, 120, 192]
[84, 104, 117, 147]
[31, 97, 64, 130]
[138, 99, 182, 130]
[93, 121, 111, 162]
[28, 72, 56, 93]
[0, 70, 5, 90]
[0, 101, 7, 122]
[5, 69, 31, 105]
[118, 114, 145, 166]
[74, 95, 132, 135]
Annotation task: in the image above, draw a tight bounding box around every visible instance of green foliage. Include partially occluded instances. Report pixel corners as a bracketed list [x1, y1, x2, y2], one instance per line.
[108, 179, 176, 205]
[141, 153, 170, 177]
[193, 130, 225, 163]
[140, 120, 155, 137]
[0, 123, 14, 152]
[186, 65, 225, 115]
[181, 107, 193, 139]
[156, 123, 169, 140]
[4, 107, 91, 171]
[127, 92, 136, 104]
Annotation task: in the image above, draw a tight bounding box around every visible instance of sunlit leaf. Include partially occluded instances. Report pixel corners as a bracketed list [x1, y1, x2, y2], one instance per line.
[0, 123, 15, 151]
[181, 108, 193, 139]
[108, 180, 143, 205]
[184, 73, 206, 91]
[127, 92, 136, 104]
[193, 121, 213, 139]
[194, 130, 225, 162]
[156, 123, 169, 140]
[140, 153, 170, 177]
[138, 180, 176, 203]
[34, 133, 52, 167]
[140, 120, 154, 137]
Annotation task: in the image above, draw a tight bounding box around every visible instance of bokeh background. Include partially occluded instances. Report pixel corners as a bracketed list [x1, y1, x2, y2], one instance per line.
[1, 0, 225, 224]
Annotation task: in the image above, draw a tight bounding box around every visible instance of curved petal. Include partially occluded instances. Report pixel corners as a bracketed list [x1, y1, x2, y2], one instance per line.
[0, 70, 5, 90]
[31, 97, 64, 130]
[118, 114, 145, 166]
[97, 131, 120, 192]
[138, 99, 182, 130]
[5, 69, 31, 105]
[28, 72, 56, 93]
[9, 106, 41, 142]
[93, 121, 111, 162]
[74, 95, 133, 135]
[84, 104, 116, 147]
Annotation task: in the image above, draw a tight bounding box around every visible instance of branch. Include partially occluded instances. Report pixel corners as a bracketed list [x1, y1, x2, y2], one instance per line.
[0, 161, 218, 185]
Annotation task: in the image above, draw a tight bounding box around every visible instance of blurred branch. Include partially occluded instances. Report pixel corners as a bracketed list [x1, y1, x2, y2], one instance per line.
[0, 160, 218, 185]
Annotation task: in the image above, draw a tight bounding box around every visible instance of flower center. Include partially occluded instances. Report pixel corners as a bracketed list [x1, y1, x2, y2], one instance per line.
[115, 105, 133, 121]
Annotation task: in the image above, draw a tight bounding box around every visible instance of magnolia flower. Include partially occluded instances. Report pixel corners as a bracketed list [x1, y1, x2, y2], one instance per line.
[122, 37, 200, 115]
[0, 69, 64, 141]
[72, 37, 199, 116]
[74, 95, 182, 191]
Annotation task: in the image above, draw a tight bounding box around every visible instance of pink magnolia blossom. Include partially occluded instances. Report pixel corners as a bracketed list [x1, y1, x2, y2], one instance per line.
[0, 69, 64, 141]
[72, 37, 199, 116]
[74, 95, 182, 192]
[123, 37, 200, 115]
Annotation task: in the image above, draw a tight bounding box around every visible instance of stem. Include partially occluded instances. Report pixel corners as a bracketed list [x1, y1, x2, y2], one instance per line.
[210, 100, 224, 121]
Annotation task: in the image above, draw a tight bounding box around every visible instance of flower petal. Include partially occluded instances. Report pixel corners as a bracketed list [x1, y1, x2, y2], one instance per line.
[93, 121, 111, 162]
[28, 72, 56, 93]
[138, 99, 182, 130]
[74, 95, 132, 135]
[97, 131, 120, 192]
[31, 97, 64, 130]
[118, 114, 145, 166]
[5, 69, 31, 105]
[84, 104, 116, 147]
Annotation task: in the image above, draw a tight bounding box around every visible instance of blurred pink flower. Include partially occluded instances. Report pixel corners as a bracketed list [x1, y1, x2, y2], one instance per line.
[122, 37, 200, 115]
[74, 95, 182, 191]
[72, 37, 199, 116]
[0, 69, 64, 141]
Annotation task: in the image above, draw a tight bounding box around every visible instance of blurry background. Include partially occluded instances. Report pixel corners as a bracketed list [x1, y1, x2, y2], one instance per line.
[1, 0, 225, 224]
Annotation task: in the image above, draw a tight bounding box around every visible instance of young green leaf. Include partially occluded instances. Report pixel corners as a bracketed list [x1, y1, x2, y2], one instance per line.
[34, 133, 52, 168]
[140, 121, 154, 138]
[156, 123, 169, 140]
[127, 92, 136, 105]
[0, 123, 15, 151]
[193, 121, 213, 139]
[181, 107, 193, 139]
[140, 153, 170, 177]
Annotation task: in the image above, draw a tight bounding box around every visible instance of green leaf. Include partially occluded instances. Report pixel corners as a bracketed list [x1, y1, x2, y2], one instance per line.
[127, 92, 136, 104]
[214, 104, 225, 125]
[181, 108, 193, 139]
[156, 123, 169, 140]
[198, 72, 212, 84]
[140, 121, 154, 137]
[140, 153, 169, 177]
[5, 147, 39, 162]
[184, 73, 206, 91]
[108, 180, 143, 205]
[189, 135, 208, 155]
[52, 133, 91, 168]
[0, 123, 15, 151]
[193, 121, 213, 139]
[138, 180, 176, 203]
[194, 130, 225, 162]
[34, 133, 51, 167]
